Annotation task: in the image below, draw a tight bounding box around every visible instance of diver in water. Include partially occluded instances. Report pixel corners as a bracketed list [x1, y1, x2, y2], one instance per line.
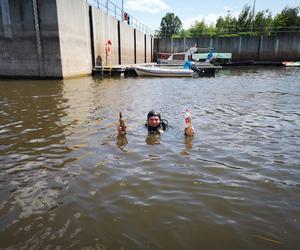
[116, 110, 168, 145]
[145, 110, 168, 133]
[145, 110, 168, 145]
[117, 110, 194, 145]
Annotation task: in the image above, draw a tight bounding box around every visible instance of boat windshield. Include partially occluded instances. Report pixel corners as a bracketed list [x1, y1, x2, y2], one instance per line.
[172, 54, 185, 60]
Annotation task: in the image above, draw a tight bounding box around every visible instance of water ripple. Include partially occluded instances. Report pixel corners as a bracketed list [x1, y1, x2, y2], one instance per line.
[0, 68, 300, 249]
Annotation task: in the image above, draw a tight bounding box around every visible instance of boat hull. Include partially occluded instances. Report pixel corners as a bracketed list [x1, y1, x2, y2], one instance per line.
[282, 61, 300, 67]
[133, 66, 194, 77]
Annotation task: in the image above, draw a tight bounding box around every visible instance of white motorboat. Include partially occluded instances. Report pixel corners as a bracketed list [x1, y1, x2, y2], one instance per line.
[133, 66, 194, 77]
[282, 61, 300, 67]
[158, 46, 231, 66]
[158, 46, 198, 66]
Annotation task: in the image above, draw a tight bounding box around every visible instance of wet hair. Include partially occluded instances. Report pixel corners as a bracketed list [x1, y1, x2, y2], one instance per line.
[147, 110, 161, 120]
[146, 110, 168, 132]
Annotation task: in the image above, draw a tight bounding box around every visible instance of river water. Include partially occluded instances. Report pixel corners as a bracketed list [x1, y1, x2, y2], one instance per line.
[0, 67, 299, 249]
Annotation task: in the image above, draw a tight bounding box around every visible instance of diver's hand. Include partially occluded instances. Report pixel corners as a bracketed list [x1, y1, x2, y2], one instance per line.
[185, 126, 194, 136]
[118, 125, 126, 135]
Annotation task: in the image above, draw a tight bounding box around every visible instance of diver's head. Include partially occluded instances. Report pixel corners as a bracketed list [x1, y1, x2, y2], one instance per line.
[147, 110, 161, 132]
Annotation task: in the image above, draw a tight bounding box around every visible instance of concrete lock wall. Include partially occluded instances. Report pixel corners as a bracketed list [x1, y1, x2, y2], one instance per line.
[38, 0, 63, 77]
[145, 35, 152, 63]
[135, 29, 145, 63]
[119, 21, 134, 65]
[155, 35, 300, 62]
[0, 0, 92, 78]
[259, 35, 300, 61]
[0, 0, 62, 78]
[0, 0, 154, 79]
[91, 7, 118, 66]
[56, 0, 92, 77]
[91, 8, 153, 66]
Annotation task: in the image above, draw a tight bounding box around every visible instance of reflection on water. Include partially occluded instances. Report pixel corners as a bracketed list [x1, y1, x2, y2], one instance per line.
[184, 134, 194, 150]
[145, 133, 161, 145]
[117, 134, 128, 150]
[0, 67, 300, 249]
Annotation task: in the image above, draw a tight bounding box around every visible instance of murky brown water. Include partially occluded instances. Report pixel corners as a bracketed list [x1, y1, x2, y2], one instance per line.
[0, 67, 300, 249]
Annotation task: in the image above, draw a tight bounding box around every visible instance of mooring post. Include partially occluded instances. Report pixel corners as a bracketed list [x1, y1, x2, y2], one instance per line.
[118, 21, 121, 65]
[89, 6, 95, 67]
[121, 0, 124, 21]
[134, 29, 137, 64]
[144, 34, 147, 63]
[151, 36, 153, 62]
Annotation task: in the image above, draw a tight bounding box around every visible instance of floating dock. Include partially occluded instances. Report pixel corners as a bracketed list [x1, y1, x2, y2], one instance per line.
[92, 63, 221, 77]
[92, 63, 155, 77]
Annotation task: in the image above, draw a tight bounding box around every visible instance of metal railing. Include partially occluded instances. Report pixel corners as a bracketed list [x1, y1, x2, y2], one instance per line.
[86, 0, 154, 36]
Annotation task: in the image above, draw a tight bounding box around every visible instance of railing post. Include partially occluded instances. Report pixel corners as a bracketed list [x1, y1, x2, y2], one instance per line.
[121, 0, 124, 21]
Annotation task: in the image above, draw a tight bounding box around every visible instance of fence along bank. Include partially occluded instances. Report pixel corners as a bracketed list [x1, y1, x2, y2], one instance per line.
[154, 35, 300, 63]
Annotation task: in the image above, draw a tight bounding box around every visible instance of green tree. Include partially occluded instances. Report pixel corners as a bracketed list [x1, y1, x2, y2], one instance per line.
[186, 21, 217, 37]
[272, 6, 300, 27]
[215, 14, 237, 35]
[158, 13, 182, 38]
[253, 9, 273, 33]
[271, 6, 300, 33]
[236, 5, 252, 32]
[205, 24, 217, 36]
[187, 20, 206, 37]
[173, 29, 189, 38]
[157, 5, 300, 38]
[253, 10, 272, 27]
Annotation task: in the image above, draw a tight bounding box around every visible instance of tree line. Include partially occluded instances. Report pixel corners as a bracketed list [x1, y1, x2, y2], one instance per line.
[156, 5, 300, 38]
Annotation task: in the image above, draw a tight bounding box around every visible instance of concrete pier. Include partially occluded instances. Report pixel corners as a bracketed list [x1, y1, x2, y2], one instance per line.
[119, 21, 135, 65]
[135, 30, 145, 64]
[91, 6, 119, 66]
[0, 0, 62, 78]
[56, 0, 92, 78]
[0, 0, 154, 79]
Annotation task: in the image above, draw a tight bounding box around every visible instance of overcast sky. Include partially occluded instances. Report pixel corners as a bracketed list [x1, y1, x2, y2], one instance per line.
[112, 0, 300, 31]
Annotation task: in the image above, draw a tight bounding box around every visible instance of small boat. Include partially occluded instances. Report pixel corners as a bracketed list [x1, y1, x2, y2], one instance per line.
[158, 46, 198, 66]
[158, 47, 231, 66]
[282, 61, 300, 67]
[133, 66, 194, 77]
